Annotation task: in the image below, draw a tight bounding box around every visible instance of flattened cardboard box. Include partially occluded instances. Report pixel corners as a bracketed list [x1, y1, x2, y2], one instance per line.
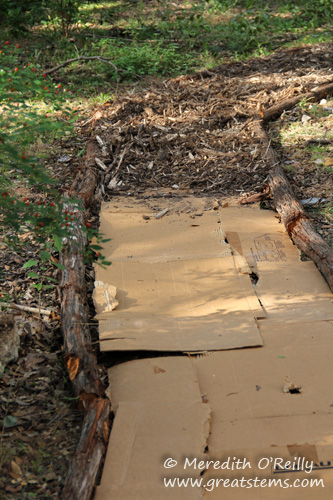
[95, 200, 333, 352]
[95, 321, 333, 499]
[94, 198, 333, 499]
[224, 207, 333, 323]
[95, 200, 267, 352]
[97, 257, 263, 351]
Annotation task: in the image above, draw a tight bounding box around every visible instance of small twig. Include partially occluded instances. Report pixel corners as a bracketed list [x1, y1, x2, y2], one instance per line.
[0, 302, 53, 316]
[304, 130, 331, 147]
[95, 135, 104, 148]
[304, 138, 332, 146]
[155, 207, 169, 219]
[105, 142, 133, 187]
[44, 56, 124, 76]
[95, 158, 107, 171]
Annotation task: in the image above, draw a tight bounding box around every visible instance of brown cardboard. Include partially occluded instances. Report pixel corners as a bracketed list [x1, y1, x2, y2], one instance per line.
[95, 198, 333, 499]
[97, 257, 263, 351]
[95, 357, 211, 500]
[96, 199, 269, 352]
[251, 260, 333, 323]
[222, 207, 333, 323]
[94, 401, 209, 500]
[96, 321, 333, 500]
[194, 320, 333, 498]
[220, 206, 301, 265]
[202, 445, 333, 500]
[96, 199, 333, 352]
[106, 356, 202, 407]
[98, 210, 230, 263]
[193, 321, 333, 425]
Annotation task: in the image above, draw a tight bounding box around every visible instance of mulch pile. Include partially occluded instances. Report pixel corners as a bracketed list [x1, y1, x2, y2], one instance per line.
[1, 42, 333, 499]
[83, 43, 333, 204]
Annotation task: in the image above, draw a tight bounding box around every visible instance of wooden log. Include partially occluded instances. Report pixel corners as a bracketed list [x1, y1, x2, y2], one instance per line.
[71, 139, 99, 208]
[249, 118, 333, 293]
[61, 137, 111, 500]
[261, 81, 333, 122]
[62, 398, 110, 500]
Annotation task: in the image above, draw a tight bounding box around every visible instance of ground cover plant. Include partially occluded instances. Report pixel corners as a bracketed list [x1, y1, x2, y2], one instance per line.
[0, 0, 332, 498]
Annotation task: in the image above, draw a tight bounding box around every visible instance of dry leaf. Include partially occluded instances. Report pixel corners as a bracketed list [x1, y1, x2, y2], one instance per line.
[67, 354, 79, 381]
[11, 460, 22, 477]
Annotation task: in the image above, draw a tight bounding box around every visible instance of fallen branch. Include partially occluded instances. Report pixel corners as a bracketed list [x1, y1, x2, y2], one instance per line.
[304, 138, 332, 146]
[44, 56, 124, 76]
[261, 81, 333, 122]
[0, 302, 53, 316]
[61, 138, 111, 500]
[249, 118, 333, 292]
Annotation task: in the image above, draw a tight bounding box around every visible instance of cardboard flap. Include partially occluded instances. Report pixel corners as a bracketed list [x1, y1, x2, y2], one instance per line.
[94, 400, 211, 500]
[106, 357, 203, 408]
[99, 211, 230, 263]
[97, 258, 263, 351]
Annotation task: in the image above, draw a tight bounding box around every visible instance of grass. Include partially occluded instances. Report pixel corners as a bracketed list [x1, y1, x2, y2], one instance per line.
[2, 0, 332, 97]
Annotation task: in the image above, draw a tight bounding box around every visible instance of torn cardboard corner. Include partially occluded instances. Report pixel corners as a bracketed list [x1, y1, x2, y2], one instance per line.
[93, 281, 119, 314]
[223, 207, 333, 324]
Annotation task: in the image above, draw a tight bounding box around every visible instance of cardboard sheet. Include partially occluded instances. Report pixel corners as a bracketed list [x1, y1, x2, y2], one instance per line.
[195, 320, 333, 499]
[96, 198, 333, 352]
[193, 321, 333, 434]
[95, 357, 211, 500]
[96, 198, 268, 352]
[106, 356, 202, 406]
[221, 207, 333, 323]
[96, 321, 333, 500]
[97, 257, 263, 351]
[95, 198, 333, 500]
[99, 211, 230, 263]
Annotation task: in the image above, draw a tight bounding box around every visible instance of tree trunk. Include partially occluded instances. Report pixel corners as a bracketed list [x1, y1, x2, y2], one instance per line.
[249, 118, 333, 293]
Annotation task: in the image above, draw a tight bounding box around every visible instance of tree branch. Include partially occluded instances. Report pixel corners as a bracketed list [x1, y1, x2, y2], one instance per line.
[261, 81, 333, 122]
[44, 56, 124, 75]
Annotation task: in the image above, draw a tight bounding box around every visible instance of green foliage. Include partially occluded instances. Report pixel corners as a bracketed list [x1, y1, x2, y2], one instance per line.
[0, 0, 84, 37]
[0, 41, 110, 290]
[0, 42, 74, 250]
[7, 0, 329, 95]
[0, 0, 43, 34]
[97, 38, 196, 80]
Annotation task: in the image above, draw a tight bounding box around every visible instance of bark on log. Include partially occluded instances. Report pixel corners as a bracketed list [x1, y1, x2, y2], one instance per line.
[62, 398, 110, 500]
[61, 138, 111, 500]
[71, 139, 99, 208]
[249, 118, 333, 293]
[261, 81, 333, 122]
